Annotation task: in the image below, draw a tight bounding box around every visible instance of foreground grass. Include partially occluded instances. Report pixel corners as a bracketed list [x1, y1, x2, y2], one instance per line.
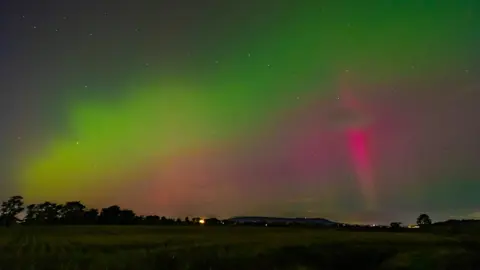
[0, 226, 478, 269]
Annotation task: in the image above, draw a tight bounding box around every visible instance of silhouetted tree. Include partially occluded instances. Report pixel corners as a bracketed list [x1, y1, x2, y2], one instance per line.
[390, 222, 402, 229]
[24, 202, 57, 224]
[184, 217, 191, 224]
[134, 215, 145, 224]
[160, 216, 167, 224]
[99, 205, 121, 224]
[0, 196, 24, 227]
[38, 202, 62, 224]
[61, 201, 86, 224]
[84, 208, 99, 224]
[417, 214, 432, 226]
[192, 217, 201, 224]
[119, 209, 136, 225]
[144, 215, 160, 225]
[205, 218, 221, 225]
[24, 204, 39, 224]
[164, 217, 176, 225]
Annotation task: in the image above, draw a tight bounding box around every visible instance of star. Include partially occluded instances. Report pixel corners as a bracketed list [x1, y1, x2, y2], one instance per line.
[76, 141, 79, 145]
[89, 33, 93, 36]
[33, 26, 37, 29]
[248, 53, 251, 57]
[84, 85, 88, 88]
[63, 16, 68, 20]
[55, 28, 60, 32]
[17, 137, 21, 140]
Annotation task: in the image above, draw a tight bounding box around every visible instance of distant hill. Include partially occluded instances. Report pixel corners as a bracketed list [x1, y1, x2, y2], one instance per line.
[228, 216, 337, 226]
[431, 219, 480, 234]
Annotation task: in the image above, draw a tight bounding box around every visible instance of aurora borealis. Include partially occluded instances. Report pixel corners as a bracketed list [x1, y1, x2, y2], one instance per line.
[1, 1, 480, 224]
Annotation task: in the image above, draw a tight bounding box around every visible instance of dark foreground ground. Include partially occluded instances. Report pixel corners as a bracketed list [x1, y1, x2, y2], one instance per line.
[0, 226, 479, 270]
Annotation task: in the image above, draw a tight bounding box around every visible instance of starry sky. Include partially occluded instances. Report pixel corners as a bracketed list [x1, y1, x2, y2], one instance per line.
[1, 1, 480, 224]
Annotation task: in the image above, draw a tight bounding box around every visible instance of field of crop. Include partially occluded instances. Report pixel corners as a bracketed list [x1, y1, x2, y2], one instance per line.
[0, 226, 478, 269]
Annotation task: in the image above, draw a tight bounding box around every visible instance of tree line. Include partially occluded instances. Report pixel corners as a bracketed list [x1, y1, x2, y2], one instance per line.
[0, 195, 436, 228]
[0, 195, 208, 227]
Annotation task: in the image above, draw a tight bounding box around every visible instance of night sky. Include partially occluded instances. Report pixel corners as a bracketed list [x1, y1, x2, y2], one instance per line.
[1, 1, 480, 224]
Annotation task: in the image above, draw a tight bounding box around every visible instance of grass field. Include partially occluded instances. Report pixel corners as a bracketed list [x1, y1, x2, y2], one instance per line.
[0, 226, 479, 269]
